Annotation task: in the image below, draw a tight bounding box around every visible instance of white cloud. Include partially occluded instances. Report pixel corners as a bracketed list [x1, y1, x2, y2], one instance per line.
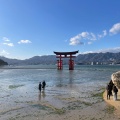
[97, 47, 120, 53]
[18, 40, 32, 44]
[2, 37, 10, 42]
[98, 30, 107, 38]
[81, 32, 89, 38]
[2, 37, 14, 47]
[0, 50, 9, 56]
[79, 50, 96, 54]
[69, 38, 84, 45]
[103, 30, 107, 36]
[80, 47, 120, 54]
[69, 32, 97, 45]
[89, 33, 96, 40]
[109, 23, 120, 34]
[3, 43, 14, 47]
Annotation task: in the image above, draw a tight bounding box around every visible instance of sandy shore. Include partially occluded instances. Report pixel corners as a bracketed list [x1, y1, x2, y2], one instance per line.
[103, 89, 120, 117]
[1, 85, 120, 120]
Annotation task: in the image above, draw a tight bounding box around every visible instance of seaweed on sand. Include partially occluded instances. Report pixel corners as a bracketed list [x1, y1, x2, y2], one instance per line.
[31, 104, 50, 111]
[66, 100, 92, 111]
[52, 108, 66, 114]
[31, 103, 66, 115]
[91, 88, 105, 99]
[104, 105, 116, 114]
[9, 84, 24, 89]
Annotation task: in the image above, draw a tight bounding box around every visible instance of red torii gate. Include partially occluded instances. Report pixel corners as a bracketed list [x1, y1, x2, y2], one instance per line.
[54, 50, 79, 70]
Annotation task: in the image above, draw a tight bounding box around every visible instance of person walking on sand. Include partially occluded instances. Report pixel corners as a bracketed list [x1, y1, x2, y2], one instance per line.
[39, 82, 42, 92]
[113, 85, 118, 101]
[106, 84, 111, 100]
[42, 80, 46, 90]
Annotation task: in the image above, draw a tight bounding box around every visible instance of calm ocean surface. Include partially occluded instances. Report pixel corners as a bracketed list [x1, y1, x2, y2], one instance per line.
[0, 65, 120, 110]
[0, 65, 120, 96]
[0, 65, 120, 93]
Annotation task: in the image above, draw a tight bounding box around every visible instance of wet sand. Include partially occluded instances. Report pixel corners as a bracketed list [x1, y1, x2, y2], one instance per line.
[103, 89, 120, 118]
[0, 85, 120, 120]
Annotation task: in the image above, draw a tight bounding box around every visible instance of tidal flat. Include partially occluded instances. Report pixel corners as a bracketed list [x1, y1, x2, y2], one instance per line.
[1, 65, 120, 120]
[0, 85, 119, 120]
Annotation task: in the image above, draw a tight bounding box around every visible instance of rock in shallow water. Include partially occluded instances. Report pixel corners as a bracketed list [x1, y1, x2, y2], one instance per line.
[111, 71, 120, 89]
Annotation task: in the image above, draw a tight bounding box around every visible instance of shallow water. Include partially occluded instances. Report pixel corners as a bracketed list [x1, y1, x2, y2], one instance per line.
[0, 65, 120, 119]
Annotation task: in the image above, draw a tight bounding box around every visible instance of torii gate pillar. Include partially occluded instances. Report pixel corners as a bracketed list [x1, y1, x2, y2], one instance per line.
[69, 54, 74, 70]
[54, 51, 79, 70]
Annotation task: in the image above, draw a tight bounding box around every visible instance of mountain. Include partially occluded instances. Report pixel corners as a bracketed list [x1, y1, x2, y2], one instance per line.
[0, 52, 120, 65]
[23, 55, 56, 65]
[0, 55, 57, 65]
[0, 56, 22, 65]
[76, 52, 120, 64]
[0, 59, 8, 65]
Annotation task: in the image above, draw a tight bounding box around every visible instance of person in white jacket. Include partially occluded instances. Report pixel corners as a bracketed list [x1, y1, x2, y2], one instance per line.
[112, 85, 118, 101]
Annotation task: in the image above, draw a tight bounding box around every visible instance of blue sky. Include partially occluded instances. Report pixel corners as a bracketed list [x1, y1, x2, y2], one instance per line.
[0, 0, 120, 59]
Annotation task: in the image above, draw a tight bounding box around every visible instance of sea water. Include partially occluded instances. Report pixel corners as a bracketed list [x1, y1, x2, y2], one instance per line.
[0, 65, 120, 118]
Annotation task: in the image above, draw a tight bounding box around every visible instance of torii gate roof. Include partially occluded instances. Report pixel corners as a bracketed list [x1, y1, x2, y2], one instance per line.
[54, 50, 79, 55]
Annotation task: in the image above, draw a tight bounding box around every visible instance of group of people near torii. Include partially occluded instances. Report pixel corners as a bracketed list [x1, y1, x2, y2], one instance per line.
[106, 80, 118, 101]
[39, 80, 46, 92]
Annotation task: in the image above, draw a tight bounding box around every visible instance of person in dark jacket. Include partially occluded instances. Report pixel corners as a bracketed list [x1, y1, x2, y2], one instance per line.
[109, 80, 114, 95]
[109, 81, 114, 96]
[106, 84, 111, 100]
[42, 81, 46, 90]
[39, 82, 42, 92]
[109, 80, 114, 87]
